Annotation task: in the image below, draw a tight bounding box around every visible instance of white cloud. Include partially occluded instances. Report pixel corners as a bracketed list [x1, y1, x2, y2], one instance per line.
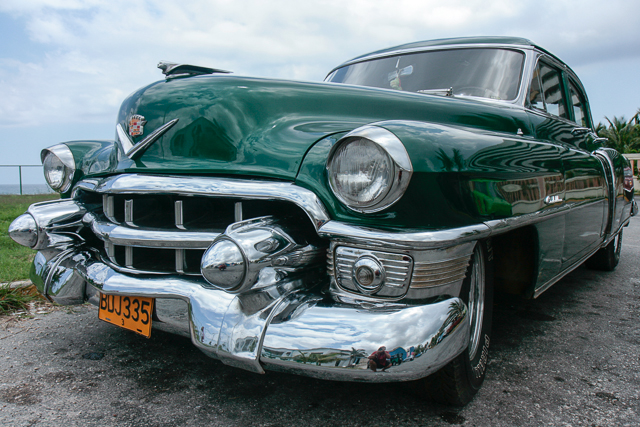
[0, 0, 639, 132]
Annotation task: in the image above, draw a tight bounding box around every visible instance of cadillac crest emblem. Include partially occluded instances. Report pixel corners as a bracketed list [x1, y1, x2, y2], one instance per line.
[128, 115, 147, 137]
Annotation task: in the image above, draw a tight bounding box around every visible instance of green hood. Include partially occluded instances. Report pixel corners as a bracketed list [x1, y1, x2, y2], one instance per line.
[114, 75, 531, 180]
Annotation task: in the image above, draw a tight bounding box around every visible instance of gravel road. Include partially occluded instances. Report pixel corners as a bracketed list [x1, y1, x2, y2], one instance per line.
[1, 221, 639, 426]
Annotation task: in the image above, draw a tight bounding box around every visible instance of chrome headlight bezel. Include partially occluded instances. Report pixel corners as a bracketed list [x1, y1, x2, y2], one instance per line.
[327, 125, 413, 213]
[41, 144, 76, 193]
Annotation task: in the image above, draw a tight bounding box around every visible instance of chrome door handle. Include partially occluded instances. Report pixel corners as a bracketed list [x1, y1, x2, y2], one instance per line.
[571, 127, 591, 136]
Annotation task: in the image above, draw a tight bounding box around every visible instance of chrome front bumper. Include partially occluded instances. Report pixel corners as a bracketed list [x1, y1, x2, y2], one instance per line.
[29, 247, 469, 382]
[11, 175, 476, 383]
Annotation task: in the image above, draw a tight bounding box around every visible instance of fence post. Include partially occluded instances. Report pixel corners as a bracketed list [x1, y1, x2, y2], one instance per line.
[19, 165, 23, 195]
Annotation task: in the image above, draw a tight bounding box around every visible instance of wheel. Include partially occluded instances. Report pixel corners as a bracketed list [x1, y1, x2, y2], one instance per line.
[424, 240, 494, 406]
[586, 230, 622, 271]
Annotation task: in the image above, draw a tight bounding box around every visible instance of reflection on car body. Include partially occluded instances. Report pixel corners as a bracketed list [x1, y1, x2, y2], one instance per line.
[9, 36, 637, 406]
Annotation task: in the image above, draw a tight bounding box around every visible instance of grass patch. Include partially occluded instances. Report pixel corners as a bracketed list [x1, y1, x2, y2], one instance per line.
[0, 194, 59, 283]
[0, 284, 43, 314]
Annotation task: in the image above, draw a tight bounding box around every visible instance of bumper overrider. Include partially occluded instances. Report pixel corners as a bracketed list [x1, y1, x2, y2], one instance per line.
[9, 175, 484, 383]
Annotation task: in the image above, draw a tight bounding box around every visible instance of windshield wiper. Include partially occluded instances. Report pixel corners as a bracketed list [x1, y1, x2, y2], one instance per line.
[417, 87, 453, 97]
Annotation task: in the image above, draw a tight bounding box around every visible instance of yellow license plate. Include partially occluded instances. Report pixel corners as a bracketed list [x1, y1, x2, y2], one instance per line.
[98, 293, 154, 338]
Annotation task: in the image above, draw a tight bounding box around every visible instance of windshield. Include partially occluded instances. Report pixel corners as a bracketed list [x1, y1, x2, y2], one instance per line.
[326, 48, 524, 101]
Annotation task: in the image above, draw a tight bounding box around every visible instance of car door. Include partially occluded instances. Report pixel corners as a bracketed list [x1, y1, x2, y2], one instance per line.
[561, 76, 608, 264]
[524, 58, 568, 288]
[527, 57, 607, 270]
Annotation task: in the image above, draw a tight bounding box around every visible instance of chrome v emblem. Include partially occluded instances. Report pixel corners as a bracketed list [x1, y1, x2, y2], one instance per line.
[116, 118, 179, 160]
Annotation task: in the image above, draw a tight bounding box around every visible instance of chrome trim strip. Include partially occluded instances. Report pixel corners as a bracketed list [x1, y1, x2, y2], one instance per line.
[321, 198, 602, 252]
[116, 124, 134, 153]
[126, 118, 179, 160]
[85, 212, 220, 249]
[319, 221, 491, 250]
[76, 174, 331, 230]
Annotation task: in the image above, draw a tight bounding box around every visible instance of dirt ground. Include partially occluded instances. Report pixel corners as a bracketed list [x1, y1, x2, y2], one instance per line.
[1, 221, 639, 426]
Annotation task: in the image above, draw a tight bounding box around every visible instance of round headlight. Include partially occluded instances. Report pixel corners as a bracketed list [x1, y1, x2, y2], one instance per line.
[327, 126, 412, 213]
[41, 145, 75, 193]
[329, 138, 392, 209]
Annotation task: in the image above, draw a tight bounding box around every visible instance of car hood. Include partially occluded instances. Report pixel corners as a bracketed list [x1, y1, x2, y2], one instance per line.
[112, 75, 530, 180]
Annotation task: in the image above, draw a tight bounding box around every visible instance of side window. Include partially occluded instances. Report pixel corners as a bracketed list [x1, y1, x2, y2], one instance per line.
[528, 61, 568, 119]
[568, 80, 588, 127]
[539, 63, 567, 118]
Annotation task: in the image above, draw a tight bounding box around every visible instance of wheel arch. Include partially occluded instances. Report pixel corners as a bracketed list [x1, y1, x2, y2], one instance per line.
[491, 225, 538, 298]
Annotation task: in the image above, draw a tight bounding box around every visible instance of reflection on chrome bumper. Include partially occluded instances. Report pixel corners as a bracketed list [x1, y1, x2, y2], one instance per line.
[30, 250, 469, 382]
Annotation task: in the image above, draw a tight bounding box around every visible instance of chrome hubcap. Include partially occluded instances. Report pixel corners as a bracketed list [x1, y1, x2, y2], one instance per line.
[468, 246, 485, 360]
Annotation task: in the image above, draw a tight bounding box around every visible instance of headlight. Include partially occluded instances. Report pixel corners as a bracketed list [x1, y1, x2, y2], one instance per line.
[327, 126, 412, 213]
[41, 144, 76, 193]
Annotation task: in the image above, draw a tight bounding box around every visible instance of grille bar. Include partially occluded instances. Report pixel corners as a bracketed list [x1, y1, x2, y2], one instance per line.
[87, 213, 220, 249]
[175, 201, 184, 229]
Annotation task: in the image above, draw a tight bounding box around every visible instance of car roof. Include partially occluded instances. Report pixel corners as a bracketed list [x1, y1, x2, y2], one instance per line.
[332, 36, 560, 71]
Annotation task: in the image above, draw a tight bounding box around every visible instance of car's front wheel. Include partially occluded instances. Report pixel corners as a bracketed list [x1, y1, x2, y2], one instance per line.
[424, 240, 494, 406]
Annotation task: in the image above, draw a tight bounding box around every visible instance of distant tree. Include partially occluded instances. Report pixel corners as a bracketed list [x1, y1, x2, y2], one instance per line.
[596, 111, 640, 153]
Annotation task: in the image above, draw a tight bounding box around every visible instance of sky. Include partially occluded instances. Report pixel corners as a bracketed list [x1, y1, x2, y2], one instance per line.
[1, 0, 639, 181]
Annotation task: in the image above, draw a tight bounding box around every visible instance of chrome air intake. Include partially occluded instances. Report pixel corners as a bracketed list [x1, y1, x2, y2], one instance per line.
[328, 241, 474, 300]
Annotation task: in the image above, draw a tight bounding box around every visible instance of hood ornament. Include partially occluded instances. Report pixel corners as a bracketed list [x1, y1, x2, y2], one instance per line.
[128, 115, 147, 137]
[158, 61, 232, 79]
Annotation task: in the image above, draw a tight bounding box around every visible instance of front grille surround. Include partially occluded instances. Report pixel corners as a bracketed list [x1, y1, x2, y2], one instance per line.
[79, 186, 319, 277]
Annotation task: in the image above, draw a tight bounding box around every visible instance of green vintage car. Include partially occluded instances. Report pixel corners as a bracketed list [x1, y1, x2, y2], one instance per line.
[9, 37, 637, 405]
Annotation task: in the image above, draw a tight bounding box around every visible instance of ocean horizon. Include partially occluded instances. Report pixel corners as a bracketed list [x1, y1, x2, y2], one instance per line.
[0, 184, 54, 195]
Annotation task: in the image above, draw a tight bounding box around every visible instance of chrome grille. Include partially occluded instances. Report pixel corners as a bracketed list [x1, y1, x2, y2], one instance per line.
[97, 193, 225, 275]
[102, 194, 242, 231]
[79, 190, 312, 276]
